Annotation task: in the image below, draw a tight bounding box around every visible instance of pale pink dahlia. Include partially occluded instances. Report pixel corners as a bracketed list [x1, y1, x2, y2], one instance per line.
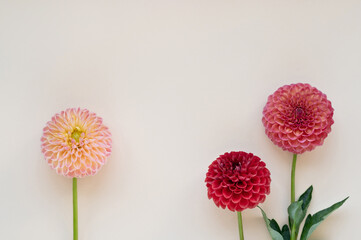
[41, 108, 112, 178]
[262, 83, 334, 154]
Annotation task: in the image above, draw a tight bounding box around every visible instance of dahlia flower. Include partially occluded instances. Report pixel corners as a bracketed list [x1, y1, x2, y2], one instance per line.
[41, 108, 112, 178]
[260, 84, 346, 240]
[262, 83, 334, 154]
[205, 151, 271, 212]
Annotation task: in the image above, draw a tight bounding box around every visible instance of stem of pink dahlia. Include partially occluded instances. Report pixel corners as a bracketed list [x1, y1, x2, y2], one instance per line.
[237, 211, 244, 240]
[291, 223, 297, 240]
[290, 154, 297, 240]
[291, 154, 297, 203]
[73, 178, 78, 240]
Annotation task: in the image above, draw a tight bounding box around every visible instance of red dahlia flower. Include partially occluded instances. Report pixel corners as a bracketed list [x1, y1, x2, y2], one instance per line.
[262, 83, 334, 154]
[205, 151, 271, 212]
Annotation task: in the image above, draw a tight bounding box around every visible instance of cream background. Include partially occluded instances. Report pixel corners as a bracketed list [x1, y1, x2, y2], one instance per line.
[1, 0, 360, 239]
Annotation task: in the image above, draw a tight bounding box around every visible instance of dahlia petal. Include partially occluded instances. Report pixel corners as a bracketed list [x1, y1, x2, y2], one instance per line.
[222, 188, 233, 199]
[80, 164, 87, 173]
[294, 129, 303, 137]
[287, 133, 298, 140]
[228, 201, 236, 211]
[211, 180, 221, 190]
[279, 133, 289, 141]
[258, 161, 266, 168]
[297, 136, 307, 143]
[250, 177, 260, 185]
[58, 160, 64, 168]
[259, 177, 267, 185]
[300, 141, 311, 148]
[62, 166, 69, 175]
[44, 151, 53, 158]
[239, 198, 249, 209]
[259, 187, 266, 194]
[74, 160, 81, 170]
[52, 161, 58, 169]
[67, 171, 75, 178]
[75, 170, 81, 176]
[252, 185, 260, 193]
[233, 188, 242, 194]
[221, 196, 231, 206]
[245, 184, 253, 192]
[65, 158, 72, 168]
[214, 188, 223, 197]
[275, 118, 284, 125]
[289, 140, 300, 147]
[259, 195, 266, 203]
[236, 181, 247, 189]
[219, 202, 226, 209]
[250, 194, 260, 203]
[241, 191, 252, 200]
[283, 140, 291, 148]
[229, 175, 238, 182]
[231, 193, 242, 203]
[271, 124, 280, 132]
[248, 170, 257, 177]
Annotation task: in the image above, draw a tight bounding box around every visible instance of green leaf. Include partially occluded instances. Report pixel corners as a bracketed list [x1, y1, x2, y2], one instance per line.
[298, 185, 313, 212]
[258, 207, 284, 240]
[269, 219, 281, 233]
[290, 185, 314, 236]
[287, 186, 314, 238]
[288, 200, 304, 234]
[300, 197, 348, 240]
[281, 225, 290, 240]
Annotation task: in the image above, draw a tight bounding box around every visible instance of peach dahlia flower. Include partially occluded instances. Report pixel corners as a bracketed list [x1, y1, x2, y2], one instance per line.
[262, 83, 334, 154]
[41, 108, 112, 178]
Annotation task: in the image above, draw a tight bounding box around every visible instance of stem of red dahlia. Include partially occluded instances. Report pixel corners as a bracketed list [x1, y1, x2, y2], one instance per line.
[237, 211, 244, 240]
[73, 178, 78, 240]
[291, 154, 297, 203]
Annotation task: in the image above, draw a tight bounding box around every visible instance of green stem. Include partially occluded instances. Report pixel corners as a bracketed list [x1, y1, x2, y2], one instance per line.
[290, 223, 297, 240]
[237, 211, 244, 240]
[73, 178, 78, 240]
[290, 154, 298, 240]
[291, 154, 297, 203]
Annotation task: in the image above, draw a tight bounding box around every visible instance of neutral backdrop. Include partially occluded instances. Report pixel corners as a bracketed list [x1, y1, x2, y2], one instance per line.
[1, 0, 360, 239]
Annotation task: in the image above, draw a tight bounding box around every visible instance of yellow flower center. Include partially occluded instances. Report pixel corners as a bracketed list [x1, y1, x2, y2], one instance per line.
[71, 127, 82, 142]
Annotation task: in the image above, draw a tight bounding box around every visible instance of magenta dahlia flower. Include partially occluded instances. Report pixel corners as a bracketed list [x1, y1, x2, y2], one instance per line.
[262, 83, 334, 154]
[205, 151, 271, 212]
[41, 108, 112, 178]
